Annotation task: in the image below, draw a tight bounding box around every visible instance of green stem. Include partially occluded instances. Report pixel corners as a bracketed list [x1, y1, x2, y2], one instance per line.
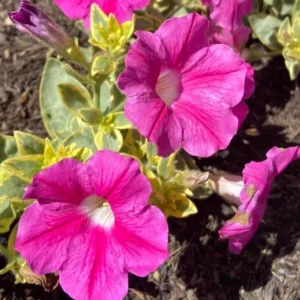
[93, 77, 106, 108]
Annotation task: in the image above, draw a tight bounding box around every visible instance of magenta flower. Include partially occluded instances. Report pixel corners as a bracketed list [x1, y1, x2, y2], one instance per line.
[55, 0, 150, 28]
[15, 150, 169, 300]
[118, 13, 254, 158]
[217, 146, 300, 254]
[8, 0, 72, 50]
[202, 0, 252, 53]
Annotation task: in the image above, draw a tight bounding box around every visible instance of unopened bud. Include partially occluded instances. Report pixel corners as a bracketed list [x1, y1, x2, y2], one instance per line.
[8, 0, 72, 51]
[182, 170, 210, 190]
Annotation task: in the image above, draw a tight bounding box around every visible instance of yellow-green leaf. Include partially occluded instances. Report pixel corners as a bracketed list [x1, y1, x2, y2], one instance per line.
[91, 55, 116, 76]
[63, 127, 97, 151]
[0, 175, 28, 203]
[293, 0, 300, 22]
[108, 13, 120, 33]
[94, 129, 123, 151]
[0, 135, 18, 163]
[277, 17, 291, 45]
[249, 14, 282, 51]
[78, 107, 103, 126]
[40, 58, 89, 138]
[98, 80, 112, 114]
[283, 53, 300, 80]
[121, 17, 135, 39]
[145, 140, 157, 158]
[8, 224, 18, 251]
[58, 83, 93, 115]
[14, 131, 45, 156]
[0, 202, 16, 234]
[157, 153, 176, 179]
[111, 112, 132, 129]
[150, 190, 197, 218]
[1, 155, 44, 182]
[91, 3, 108, 43]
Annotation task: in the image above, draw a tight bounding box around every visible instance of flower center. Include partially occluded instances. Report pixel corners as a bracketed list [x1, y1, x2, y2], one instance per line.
[81, 195, 115, 229]
[155, 69, 182, 106]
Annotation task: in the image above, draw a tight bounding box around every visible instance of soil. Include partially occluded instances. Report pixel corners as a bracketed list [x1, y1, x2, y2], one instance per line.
[1, 1, 300, 300]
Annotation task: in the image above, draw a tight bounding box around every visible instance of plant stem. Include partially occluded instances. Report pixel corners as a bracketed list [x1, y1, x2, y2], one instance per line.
[93, 77, 106, 108]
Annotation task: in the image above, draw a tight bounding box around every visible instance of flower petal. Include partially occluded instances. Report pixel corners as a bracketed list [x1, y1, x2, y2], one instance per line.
[59, 228, 128, 300]
[173, 98, 240, 157]
[232, 101, 248, 127]
[15, 202, 88, 274]
[125, 96, 183, 157]
[118, 31, 168, 97]
[203, 0, 252, 31]
[24, 158, 90, 206]
[266, 146, 300, 176]
[113, 205, 169, 276]
[181, 45, 249, 107]
[155, 13, 209, 66]
[85, 150, 152, 213]
[101, 0, 150, 23]
[55, 0, 91, 20]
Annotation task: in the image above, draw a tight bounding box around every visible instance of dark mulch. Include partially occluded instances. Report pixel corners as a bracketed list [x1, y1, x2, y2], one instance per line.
[1, 1, 300, 299]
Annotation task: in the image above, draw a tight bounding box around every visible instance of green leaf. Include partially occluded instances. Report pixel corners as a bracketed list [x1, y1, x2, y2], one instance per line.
[78, 107, 103, 126]
[0, 244, 15, 262]
[282, 0, 294, 16]
[8, 224, 18, 252]
[145, 140, 157, 158]
[58, 83, 93, 114]
[63, 64, 94, 85]
[92, 55, 116, 76]
[40, 58, 89, 138]
[0, 202, 16, 234]
[283, 54, 300, 80]
[63, 127, 97, 151]
[14, 131, 45, 156]
[173, 7, 188, 17]
[98, 80, 112, 115]
[111, 84, 125, 111]
[157, 153, 176, 179]
[264, 0, 282, 15]
[0, 175, 28, 203]
[249, 14, 282, 50]
[111, 112, 132, 129]
[1, 155, 44, 182]
[0, 135, 18, 164]
[277, 17, 291, 45]
[121, 18, 135, 39]
[91, 4, 108, 36]
[94, 129, 123, 151]
[293, 0, 300, 21]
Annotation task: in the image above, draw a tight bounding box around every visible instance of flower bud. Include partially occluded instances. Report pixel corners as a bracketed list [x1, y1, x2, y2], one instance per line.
[209, 174, 243, 205]
[182, 170, 210, 190]
[8, 0, 72, 51]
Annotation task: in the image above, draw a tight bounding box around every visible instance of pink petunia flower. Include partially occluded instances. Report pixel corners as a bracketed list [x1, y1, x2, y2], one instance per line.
[202, 0, 252, 53]
[55, 0, 150, 28]
[118, 13, 254, 158]
[216, 146, 300, 254]
[15, 150, 169, 300]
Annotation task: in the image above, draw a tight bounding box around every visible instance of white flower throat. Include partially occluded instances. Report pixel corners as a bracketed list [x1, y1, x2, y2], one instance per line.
[81, 195, 115, 228]
[155, 69, 182, 106]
